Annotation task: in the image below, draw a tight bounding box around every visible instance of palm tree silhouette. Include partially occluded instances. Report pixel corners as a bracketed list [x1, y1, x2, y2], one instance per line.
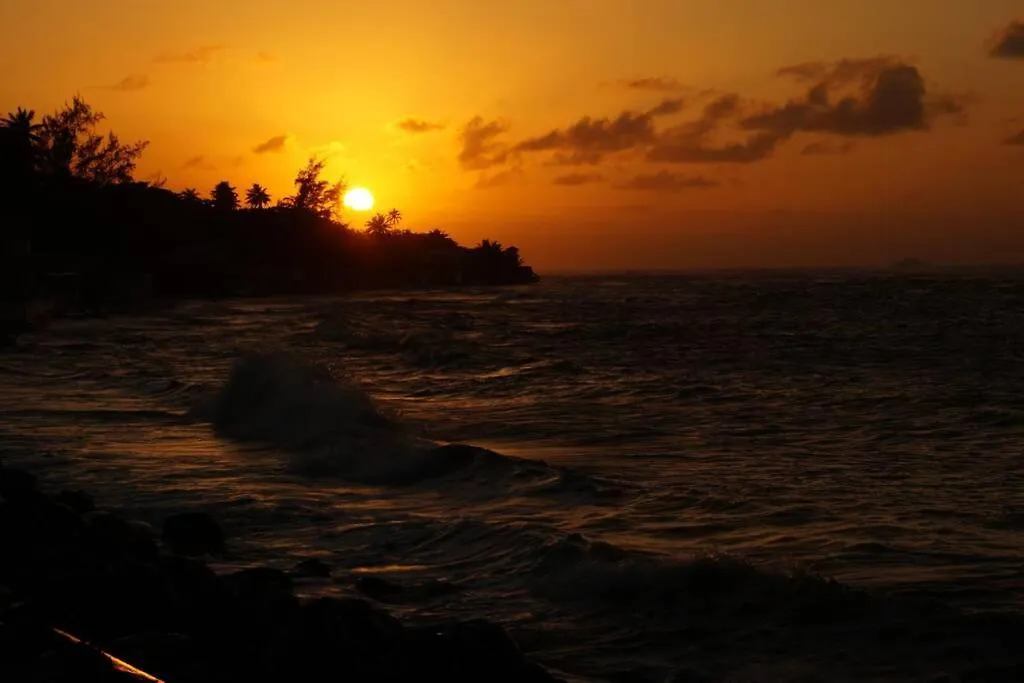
[386, 208, 402, 227]
[180, 188, 201, 202]
[365, 213, 391, 237]
[478, 238, 503, 253]
[211, 181, 239, 210]
[2, 108, 42, 143]
[1, 108, 43, 179]
[246, 183, 271, 209]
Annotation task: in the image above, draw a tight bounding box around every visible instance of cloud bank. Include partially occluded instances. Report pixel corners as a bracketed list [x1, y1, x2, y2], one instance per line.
[990, 20, 1024, 59]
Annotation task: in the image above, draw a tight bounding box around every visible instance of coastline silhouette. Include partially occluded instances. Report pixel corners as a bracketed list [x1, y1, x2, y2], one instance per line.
[1, 97, 537, 337]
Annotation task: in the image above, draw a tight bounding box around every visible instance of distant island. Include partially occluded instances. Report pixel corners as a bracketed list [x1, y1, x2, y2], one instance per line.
[1, 97, 537, 336]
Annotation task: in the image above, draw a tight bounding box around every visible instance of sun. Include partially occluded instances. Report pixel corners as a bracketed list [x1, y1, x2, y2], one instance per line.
[343, 187, 374, 212]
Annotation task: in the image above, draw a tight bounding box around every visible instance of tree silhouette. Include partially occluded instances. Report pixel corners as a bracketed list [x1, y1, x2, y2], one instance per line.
[37, 96, 148, 184]
[386, 208, 402, 227]
[1, 108, 43, 191]
[179, 188, 202, 202]
[2, 108, 42, 150]
[245, 183, 271, 209]
[211, 181, 239, 210]
[365, 212, 391, 237]
[424, 229, 456, 248]
[282, 157, 344, 219]
[478, 238, 503, 253]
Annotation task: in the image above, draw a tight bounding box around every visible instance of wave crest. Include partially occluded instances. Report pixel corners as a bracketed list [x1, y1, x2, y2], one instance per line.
[204, 353, 603, 493]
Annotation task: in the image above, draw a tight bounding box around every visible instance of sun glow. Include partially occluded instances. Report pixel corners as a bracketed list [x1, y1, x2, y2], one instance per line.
[343, 187, 375, 212]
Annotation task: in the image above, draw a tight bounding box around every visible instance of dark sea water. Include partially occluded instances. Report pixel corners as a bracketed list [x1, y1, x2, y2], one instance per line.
[2, 271, 1024, 682]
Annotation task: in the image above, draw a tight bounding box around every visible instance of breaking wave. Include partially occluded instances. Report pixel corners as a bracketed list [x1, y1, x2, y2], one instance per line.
[202, 353, 606, 494]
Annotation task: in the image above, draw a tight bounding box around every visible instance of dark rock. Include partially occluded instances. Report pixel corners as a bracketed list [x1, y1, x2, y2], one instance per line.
[35, 556, 176, 640]
[160, 554, 230, 620]
[57, 489, 95, 514]
[355, 574, 405, 602]
[409, 619, 561, 682]
[86, 511, 158, 561]
[224, 567, 298, 630]
[301, 596, 405, 639]
[34, 637, 141, 682]
[109, 632, 204, 682]
[0, 468, 566, 683]
[224, 566, 294, 598]
[161, 511, 224, 556]
[0, 583, 13, 610]
[294, 557, 331, 578]
[35, 501, 87, 544]
[0, 466, 38, 505]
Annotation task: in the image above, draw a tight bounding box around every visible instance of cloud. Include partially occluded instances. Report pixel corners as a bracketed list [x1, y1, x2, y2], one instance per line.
[615, 170, 719, 192]
[646, 94, 781, 164]
[1004, 129, 1024, 145]
[776, 57, 901, 84]
[544, 151, 605, 166]
[474, 167, 522, 189]
[647, 133, 784, 164]
[154, 45, 226, 64]
[105, 74, 150, 92]
[397, 118, 446, 133]
[801, 140, 854, 155]
[552, 172, 604, 186]
[310, 140, 346, 158]
[458, 117, 512, 170]
[617, 77, 688, 93]
[511, 99, 683, 166]
[989, 20, 1024, 59]
[458, 57, 961, 173]
[647, 98, 686, 117]
[255, 51, 277, 63]
[253, 134, 291, 154]
[181, 155, 215, 170]
[744, 58, 962, 138]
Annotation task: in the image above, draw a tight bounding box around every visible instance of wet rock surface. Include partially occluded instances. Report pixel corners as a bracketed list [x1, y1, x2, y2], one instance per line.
[0, 461, 563, 682]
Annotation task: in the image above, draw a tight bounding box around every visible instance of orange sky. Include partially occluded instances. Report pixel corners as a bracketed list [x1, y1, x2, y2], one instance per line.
[3, 1, 1024, 270]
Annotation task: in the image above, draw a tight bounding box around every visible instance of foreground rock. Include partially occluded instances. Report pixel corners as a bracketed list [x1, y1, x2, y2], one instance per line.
[0, 461, 561, 682]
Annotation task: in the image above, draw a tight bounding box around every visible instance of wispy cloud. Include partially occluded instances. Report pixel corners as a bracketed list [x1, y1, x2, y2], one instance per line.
[459, 117, 512, 170]
[397, 117, 446, 133]
[459, 57, 964, 174]
[989, 20, 1024, 59]
[181, 155, 216, 170]
[1004, 129, 1024, 145]
[253, 134, 291, 154]
[615, 171, 718, 192]
[154, 45, 226, 64]
[511, 99, 683, 166]
[474, 167, 522, 189]
[552, 172, 604, 186]
[255, 51, 277, 63]
[801, 140, 855, 156]
[616, 77, 688, 93]
[104, 74, 150, 92]
[310, 140, 346, 159]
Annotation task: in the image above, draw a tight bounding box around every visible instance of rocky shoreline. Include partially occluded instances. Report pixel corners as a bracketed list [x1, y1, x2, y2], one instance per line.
[0, 460, 562, 682]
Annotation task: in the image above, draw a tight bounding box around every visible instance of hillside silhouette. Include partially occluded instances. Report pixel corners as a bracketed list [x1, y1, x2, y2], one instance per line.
[1, 97, 537, 328]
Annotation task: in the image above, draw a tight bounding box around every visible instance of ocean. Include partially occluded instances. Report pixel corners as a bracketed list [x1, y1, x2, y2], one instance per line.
[2, 270, 1023, 681]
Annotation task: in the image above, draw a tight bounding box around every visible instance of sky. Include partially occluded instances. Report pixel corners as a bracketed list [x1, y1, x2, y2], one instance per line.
[2, 1, 1024, 270]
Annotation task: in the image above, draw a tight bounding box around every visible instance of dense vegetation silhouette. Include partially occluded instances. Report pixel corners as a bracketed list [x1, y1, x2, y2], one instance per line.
[1, 97, 536, 320]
